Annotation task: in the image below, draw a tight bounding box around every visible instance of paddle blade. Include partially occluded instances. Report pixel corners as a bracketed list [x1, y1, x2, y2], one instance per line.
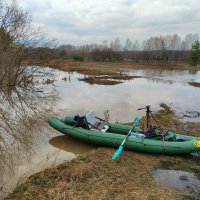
[133, 117, 140, 125]
[112, 145, 123, 160]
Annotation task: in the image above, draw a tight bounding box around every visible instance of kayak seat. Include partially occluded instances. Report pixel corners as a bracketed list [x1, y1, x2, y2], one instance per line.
[85, 111, 109, 132]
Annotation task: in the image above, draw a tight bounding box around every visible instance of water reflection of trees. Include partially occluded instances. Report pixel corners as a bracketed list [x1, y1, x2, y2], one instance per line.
[139, 69, 199, 85]
[142, 69, 185, 77]
[0, 84, 59, 197]
[147, 77, 174, 85]
[0, 0, 55, 88]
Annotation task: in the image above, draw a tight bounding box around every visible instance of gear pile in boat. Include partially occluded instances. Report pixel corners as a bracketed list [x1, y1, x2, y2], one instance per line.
[73, 110, 178, 142]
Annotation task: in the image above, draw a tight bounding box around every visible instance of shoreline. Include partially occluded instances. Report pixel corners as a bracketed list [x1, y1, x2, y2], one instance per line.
[6, 105, 200, 200]
[32, 59, 200, 74]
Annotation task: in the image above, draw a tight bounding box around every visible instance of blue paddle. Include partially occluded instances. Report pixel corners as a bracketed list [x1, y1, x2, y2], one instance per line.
[112, 117, 140, 160]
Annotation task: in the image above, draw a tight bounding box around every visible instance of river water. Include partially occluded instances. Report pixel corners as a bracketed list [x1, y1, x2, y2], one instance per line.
[0, 66, 200, 199]
[54, 68, 200, 122]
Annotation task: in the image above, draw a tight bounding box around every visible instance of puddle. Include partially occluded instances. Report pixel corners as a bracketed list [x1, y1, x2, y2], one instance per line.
[153, 169, 200, 199]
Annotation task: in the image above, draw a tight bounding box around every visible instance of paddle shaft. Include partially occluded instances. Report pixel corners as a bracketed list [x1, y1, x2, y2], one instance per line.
[112, 117, 140, 160]
[121, 123, 136, 146]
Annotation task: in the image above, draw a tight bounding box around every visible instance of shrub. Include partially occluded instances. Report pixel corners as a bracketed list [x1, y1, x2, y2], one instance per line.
[73, 55, 84, 61]
[187, 40, 200, 67]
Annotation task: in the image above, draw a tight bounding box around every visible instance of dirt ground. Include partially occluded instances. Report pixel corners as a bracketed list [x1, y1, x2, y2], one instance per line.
[6, 105, 200, 200]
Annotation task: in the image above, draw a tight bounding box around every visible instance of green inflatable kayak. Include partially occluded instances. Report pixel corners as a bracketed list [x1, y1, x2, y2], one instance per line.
[48, 112, 200, 155]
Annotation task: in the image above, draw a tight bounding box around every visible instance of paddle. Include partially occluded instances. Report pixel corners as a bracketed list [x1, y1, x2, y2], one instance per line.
[112, 117, 140, 160]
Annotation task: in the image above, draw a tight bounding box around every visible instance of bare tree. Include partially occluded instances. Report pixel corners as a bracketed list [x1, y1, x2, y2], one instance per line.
[133, 40, 140, 51]
[110, 38, 121, 51]
[0, 0, 55, 88]
[184, 33, 199, 50]
[124, 38, 133, 51]
[170, 34, 181, 50]
[0, 84, 58, 199]
[102, 40, 108, 49]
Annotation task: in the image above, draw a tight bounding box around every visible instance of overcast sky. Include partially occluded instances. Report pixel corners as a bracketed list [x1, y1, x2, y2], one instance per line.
[19, 0, 200, 45]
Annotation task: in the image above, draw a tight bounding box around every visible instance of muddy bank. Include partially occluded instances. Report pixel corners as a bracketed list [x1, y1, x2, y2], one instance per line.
[79, 77, 123, 85]
[188, 82, 200, 88]
[6, 149, 183, 200]
[78, 75, 142, 85]
[6, 148, 200, 200]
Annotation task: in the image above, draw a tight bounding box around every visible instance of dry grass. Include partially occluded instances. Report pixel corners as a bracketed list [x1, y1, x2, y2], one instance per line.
[34, 60, 199, 76]
[188, 82, 200, 88]
[138, 103, 200, 137]
[33, 59, 199, 86]
[79, 77, 122, 85]
[7, 149, 185, 200]
[78, 75, 142, 85]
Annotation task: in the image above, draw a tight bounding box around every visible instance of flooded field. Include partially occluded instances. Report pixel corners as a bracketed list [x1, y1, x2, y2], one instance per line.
[1, 66, 200, 199]
[53, 68, 200, 122]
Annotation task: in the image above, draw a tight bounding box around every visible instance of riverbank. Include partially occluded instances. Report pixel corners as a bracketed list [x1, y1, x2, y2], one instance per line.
[6, 105, 200, 200]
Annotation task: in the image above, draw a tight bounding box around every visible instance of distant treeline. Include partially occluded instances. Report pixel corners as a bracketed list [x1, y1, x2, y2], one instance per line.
[38, 48, 189, 63]
[36, 33, 198, 63]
